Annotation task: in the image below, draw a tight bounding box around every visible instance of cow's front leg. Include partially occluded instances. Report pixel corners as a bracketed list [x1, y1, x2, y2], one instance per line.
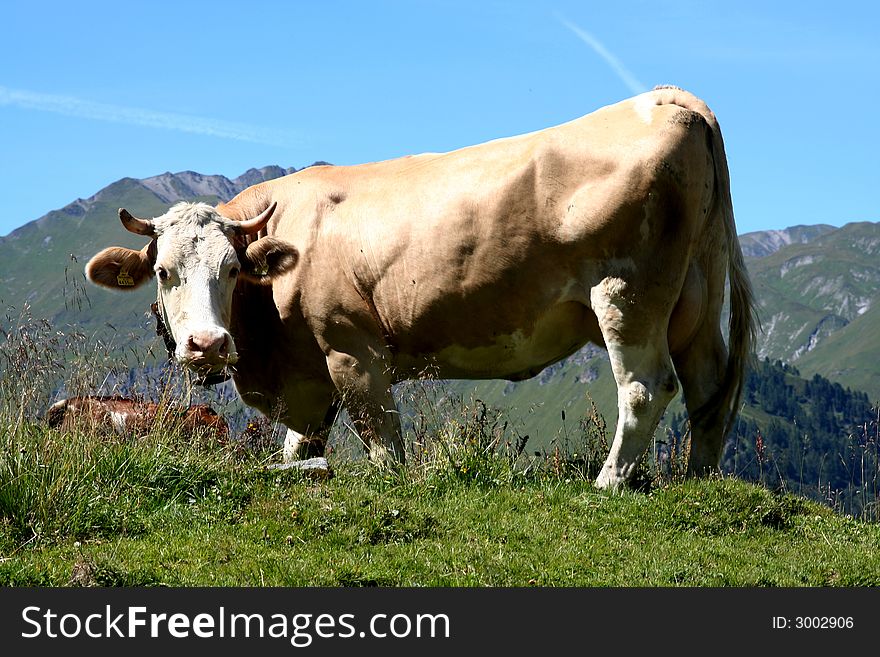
[280, 399, 340, 462]
[326, 348, 406, 466]
[283, 427, 326, 461]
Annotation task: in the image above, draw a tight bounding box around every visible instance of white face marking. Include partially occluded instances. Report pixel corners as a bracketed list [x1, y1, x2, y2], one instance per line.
[151, 203, 242, 371]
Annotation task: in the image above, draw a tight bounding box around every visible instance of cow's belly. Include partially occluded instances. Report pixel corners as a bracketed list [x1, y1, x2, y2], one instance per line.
[395, 301, 603, 381]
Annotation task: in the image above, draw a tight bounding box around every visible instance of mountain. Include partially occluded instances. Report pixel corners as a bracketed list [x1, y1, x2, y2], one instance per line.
[0, 166, 298, 335]
[136, 166, 295, 206]
[738, 224, 836, 258]
[746, 222, 880, 399]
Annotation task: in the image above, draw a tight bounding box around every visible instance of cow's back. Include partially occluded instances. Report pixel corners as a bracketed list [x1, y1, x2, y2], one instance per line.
[225, 90, 717, 380]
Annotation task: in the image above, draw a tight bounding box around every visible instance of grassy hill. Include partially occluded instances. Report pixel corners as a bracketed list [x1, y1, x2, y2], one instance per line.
[2, 168, 880, 526]
[794, 304, 880, 398]
[2, 413, 879, 587]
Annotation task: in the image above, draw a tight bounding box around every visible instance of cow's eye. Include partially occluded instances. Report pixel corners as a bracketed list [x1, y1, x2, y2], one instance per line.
[156, 266, 169, 282]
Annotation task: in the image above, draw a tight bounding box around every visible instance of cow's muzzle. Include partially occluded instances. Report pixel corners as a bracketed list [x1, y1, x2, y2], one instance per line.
[151, 302, 231, 386]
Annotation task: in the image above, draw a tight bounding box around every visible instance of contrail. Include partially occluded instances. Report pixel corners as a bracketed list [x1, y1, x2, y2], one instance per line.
[556, 15, 647, 95]
[0, 85, 300, 147]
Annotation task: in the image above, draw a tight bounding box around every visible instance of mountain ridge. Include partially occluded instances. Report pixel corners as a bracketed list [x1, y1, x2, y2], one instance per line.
[738, 224, 837, 258]
[745, 220, 880, 396]
[1, 165, 298, 244]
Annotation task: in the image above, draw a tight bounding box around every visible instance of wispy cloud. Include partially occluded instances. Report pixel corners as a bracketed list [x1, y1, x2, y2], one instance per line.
[0, 85, 300, 147]
[556, 15, 647, 95]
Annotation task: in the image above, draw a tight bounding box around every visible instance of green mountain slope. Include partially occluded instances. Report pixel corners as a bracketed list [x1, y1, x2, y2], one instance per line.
[0, 167, 294, 335]
[746, 221, 880, 399]
[795, 305, 880, 397]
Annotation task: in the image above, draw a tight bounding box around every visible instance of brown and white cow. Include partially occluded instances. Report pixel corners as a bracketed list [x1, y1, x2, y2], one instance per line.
[85, 86, 755, 489]
[46, 395, 229, 442]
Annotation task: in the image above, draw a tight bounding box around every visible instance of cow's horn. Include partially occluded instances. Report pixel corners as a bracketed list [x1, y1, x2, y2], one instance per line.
[235, 201, 277, 236]
[119, 209, 156, 237]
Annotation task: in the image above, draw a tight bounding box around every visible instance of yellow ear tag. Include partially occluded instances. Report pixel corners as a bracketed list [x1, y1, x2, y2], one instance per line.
[117, 269, 135, 287]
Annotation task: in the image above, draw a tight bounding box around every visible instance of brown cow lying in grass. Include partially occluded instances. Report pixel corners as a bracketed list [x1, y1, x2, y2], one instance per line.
[45, 395, 229, 442]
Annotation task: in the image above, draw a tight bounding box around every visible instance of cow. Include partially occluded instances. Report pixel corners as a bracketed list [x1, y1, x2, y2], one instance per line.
[84, 86, 755, 489]
[46, 395, 229, 442]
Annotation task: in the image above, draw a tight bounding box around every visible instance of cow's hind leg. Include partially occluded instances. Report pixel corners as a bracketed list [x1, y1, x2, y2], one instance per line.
[592, 278, 679, 490]
[672, 321, 729, 476]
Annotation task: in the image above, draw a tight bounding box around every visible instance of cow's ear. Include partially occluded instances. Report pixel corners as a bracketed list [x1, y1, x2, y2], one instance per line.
[85, 242, 155, 290]
[239, 237, 299, 284]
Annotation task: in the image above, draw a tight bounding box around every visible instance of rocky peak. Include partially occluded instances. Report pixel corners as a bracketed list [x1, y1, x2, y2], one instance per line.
[739, 224, 836, 258]
[140, 166, 296, 205]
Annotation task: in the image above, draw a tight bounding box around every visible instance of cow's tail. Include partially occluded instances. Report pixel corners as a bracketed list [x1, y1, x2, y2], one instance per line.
[45, 399, 68, 428]
[713, 124, 757, 439]
[656, 86, 758, 439]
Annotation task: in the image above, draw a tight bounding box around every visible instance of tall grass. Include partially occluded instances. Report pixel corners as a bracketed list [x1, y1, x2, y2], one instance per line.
[716, 409, 880, 522]
[0, 305, 275, 553]
[1, 422, 237, 546]
[2, 302, 880, 566]
[6, 309, 880, 587]
[835, 409, 880, 521]
[0, 308, 617, 553]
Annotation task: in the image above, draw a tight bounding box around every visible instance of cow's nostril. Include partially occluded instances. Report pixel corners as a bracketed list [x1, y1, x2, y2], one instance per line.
[188, 334, 211, 353]
[186, 331, 231, 358]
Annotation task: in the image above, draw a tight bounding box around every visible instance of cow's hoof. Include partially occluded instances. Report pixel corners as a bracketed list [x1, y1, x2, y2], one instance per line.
[594, 467, 627, 491]
[266, 457, 333, 479]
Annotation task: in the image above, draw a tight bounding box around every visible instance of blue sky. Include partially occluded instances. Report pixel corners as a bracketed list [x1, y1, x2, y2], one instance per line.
[1, 0, 877, 237]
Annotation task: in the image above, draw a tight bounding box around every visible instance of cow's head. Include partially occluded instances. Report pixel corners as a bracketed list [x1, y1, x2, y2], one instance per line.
[85, 201, 297, 378]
